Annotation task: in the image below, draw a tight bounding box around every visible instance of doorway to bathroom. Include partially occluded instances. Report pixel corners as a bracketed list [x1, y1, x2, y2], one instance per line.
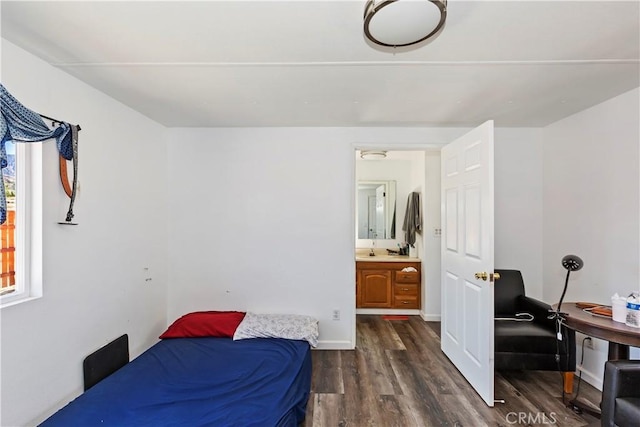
[354, 149, 442, 321]
[353, 121, 497, 407]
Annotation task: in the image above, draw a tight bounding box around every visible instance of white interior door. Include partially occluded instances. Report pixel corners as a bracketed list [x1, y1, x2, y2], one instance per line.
[440, 120, 495, 406]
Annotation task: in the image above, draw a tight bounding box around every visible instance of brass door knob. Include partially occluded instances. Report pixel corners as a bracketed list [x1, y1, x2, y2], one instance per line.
[491, 272, 501, 282]
[475, 272, 488, 281]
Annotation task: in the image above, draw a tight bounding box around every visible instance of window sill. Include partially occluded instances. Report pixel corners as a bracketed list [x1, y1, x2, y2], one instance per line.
[1, 294, 42, 309]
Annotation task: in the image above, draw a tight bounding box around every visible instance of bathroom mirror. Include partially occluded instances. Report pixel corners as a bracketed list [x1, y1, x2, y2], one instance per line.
[357, 180, 396, 239]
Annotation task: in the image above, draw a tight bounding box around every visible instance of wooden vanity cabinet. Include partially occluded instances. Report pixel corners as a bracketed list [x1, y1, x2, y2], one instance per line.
[358, 269, 393, 308]
[356, 261, 421, 309]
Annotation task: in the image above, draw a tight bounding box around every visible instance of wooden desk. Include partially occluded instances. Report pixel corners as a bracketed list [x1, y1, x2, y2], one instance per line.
[561, 303, 640, 360]
[559, 303, 640, 417]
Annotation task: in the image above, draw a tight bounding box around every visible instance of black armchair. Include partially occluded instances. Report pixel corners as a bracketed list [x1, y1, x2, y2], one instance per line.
[601, 360, 640, 427]
[494, 269, 576, 394]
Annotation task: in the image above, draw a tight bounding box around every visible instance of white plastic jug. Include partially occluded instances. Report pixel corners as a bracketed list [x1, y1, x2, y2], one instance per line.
[611, 294, 627, 323]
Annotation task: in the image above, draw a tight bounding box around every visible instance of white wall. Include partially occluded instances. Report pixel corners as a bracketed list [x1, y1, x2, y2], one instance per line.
[421, 151, 442, 320]
[542, 88, 640, 389]
[166, 126, 545, 344]
[495, 128, 544, 299]
[165, 127, 463, 348]
[0, 41, 169, 425]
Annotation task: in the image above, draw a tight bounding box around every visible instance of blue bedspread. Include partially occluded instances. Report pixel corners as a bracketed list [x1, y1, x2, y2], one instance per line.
[41, 337, 312, 427]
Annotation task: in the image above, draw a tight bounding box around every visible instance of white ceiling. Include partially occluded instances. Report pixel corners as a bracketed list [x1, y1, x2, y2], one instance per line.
[2, 1, 639, 128]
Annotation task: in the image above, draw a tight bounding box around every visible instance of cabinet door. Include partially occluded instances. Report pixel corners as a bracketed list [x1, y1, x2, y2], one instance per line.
[360, 270, 392, 308]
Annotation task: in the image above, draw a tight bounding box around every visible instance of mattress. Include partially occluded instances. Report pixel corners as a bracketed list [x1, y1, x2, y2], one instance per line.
[40, 337, 312, 427]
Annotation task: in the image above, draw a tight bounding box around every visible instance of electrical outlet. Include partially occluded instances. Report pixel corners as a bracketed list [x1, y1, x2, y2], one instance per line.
[332, 309, 340, 321]
[584, 336, 595, 350]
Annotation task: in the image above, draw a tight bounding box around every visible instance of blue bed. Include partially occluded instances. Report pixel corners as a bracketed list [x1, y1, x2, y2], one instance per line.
[41, 337, 312, 426]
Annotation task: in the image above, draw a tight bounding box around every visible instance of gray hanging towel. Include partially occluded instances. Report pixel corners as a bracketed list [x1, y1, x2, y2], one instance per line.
[402, 192, 422, 246]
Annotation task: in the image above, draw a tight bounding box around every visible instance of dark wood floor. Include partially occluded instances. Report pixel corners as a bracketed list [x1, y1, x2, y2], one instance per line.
[305, 315, 601, 426]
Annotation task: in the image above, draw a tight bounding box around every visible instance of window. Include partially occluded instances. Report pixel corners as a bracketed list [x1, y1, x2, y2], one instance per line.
[1, 141, 17, 295]
[0, 141, 42, 308]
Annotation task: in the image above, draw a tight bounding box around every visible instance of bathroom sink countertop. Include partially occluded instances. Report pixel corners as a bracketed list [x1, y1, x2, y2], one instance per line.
[355, 254, 421, 262]
[355, 249, 421, 262]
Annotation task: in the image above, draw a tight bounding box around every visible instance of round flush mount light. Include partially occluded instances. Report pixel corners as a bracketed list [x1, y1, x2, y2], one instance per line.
[360, 150, 387, 160]
[363, 0, 447, 48]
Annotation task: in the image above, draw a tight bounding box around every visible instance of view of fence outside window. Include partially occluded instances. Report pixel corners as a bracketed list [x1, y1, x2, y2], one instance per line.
[1, 140, 17, 295]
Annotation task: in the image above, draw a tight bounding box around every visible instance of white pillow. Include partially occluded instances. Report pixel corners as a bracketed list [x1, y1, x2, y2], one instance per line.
[233, 312, 319, 347]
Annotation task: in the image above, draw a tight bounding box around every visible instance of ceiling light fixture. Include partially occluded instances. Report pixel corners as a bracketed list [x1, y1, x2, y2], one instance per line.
[360, 150, 387, 160]
[363, 0, 447, 48]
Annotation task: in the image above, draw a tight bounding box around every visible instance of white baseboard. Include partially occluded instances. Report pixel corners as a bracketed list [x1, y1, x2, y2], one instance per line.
[576, 365, 603, 391]
[420, 312, 441, 322]
[314, 340, 354, 350]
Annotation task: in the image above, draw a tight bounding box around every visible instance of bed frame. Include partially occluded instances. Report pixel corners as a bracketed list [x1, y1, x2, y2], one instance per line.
[82, 334, 129, 391]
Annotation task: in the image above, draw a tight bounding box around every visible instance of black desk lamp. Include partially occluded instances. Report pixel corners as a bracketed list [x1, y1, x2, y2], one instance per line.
[548, 254, 584, 322]
[556, 254, 584, 316]
[554, 254, 584, 411]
